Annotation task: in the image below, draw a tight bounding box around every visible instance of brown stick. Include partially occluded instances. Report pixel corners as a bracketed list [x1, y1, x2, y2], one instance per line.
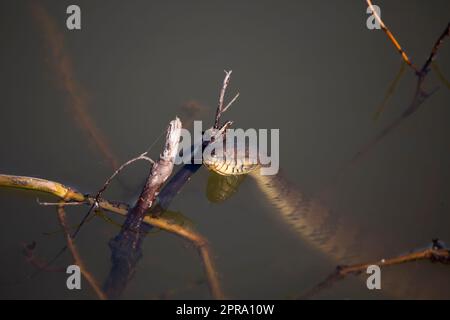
[299, 239, 450, 299]
[103, 118, 183, 298]
[366, 0, 417, 72]
[0, 174, 225, 299]
[366, 0, 449, 78]
[56, 202, 107, 300]
[124, 118, 182, 230]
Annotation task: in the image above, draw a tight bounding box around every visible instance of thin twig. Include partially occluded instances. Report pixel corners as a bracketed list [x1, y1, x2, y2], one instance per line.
[420, 22, 450, 76]
[366, 0, 417, 72]
[37, 198, 85, 206]
[71, 153, 154, 239]
[154, 72, 238, 213]
[214, 70, 238, 129]
[56, 202, 107, 300]
[332, 17, 449, 183]
[222, 92, 240, 113]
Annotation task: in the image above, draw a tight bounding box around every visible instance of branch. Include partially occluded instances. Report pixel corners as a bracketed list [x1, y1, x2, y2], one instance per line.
[332, 17, 449, 183]
[154, 71, 238, 213]
[420, 22, 450, 76]
[0, 174, 225, 299]
[103, 118, 182, 298]
[366, 0, 417, 72]
[299, 239, 450, 299]
[123, 118, 181, 231]
[214, 70, 239, 129]
[56, 202, 107, 300]
[71, 153, 154, 239]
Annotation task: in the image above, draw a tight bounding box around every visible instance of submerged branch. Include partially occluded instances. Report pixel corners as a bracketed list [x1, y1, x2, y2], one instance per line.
[299, 239, 450, 299]
[56, 203, 107, 300]
[0, 174, 225, 300]
[332, 14, 449, 184]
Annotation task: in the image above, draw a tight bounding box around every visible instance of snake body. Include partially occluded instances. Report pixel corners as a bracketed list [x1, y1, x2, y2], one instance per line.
[203, 152, 367, 264]
[202, 141, 450, 298]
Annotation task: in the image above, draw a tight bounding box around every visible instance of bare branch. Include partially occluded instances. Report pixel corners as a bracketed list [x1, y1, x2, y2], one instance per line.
[331, 18, 449, 186]
[56, 202, 107, 300]
[214, 70, 239, 129]
[37, 198, 85, 206]
[222, 92, 240, 113]
[103, 118, 182, 298]
[420, 22, 450, 76]
[71, 152, 154, 239]
[122, 117, 182, 229]
[366, 0, 417, 72]
[299, 239, 450, 299]
[0, 173, 226, 299]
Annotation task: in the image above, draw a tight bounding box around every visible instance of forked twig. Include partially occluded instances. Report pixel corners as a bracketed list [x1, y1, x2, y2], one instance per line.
[0, 71, 238, 299]
[72, 152, 154, 238]
[214, 70, 240, 129]
[335, 6, 449, 178]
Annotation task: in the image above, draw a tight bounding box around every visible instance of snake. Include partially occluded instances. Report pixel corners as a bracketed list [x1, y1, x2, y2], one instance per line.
[202, 144, 449, 298]
[203, 147, 369, 264]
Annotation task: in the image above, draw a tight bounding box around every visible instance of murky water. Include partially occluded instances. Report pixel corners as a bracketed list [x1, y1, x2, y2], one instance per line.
[0, 0, 449, 299]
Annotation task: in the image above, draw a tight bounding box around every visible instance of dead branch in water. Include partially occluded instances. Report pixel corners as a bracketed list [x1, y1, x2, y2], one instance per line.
[71, 148, 154, 239]
[366, 1, 416, 71]
[214, 70, 240, 129]
[298, 239, 450, 299]
[103, 118, 182, 298]
[0, 173, 224, 299]
[0, 71, 239, 299]
[335, 5, 449, 178]
[56, 203, 107, 300]
[30, 2, 120, 170]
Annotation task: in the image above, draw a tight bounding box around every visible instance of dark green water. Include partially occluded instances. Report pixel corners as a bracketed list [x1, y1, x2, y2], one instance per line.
[0, 0, 449, 299]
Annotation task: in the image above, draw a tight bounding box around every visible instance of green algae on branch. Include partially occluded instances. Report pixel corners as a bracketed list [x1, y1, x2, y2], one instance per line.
[0, 173, 225, 299]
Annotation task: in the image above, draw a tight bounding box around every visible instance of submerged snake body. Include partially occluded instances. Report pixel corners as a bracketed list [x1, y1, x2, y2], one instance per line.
[203, 150, 366, 264]
[203, 143, 450, 298]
